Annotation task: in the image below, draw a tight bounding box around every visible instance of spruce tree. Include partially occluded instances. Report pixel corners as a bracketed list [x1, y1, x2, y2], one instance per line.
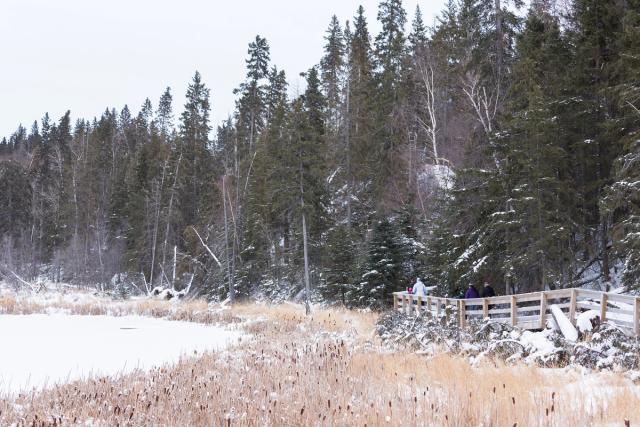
[178, 71, 215, 234]
[321, 15, 345, 132]
[351, 219, 402, 308]
[156, 87, 174, 137]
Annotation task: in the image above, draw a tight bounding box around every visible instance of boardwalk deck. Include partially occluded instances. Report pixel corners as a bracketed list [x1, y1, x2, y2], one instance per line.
[393, 288, 640, 337]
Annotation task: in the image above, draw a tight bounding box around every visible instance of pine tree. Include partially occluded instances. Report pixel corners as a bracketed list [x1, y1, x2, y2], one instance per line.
[351, 219, 403, 308]
[343, 6, 377, 232]
[235, 35, 271, 154]
[408, 5, 427, 55]
[568, 0, 629, 287]
[321, 224, 356, 304]
[156, 87, 174, 137]
[321, 15, 345, 132]
[601, 1, 640, 289]
[497, 8, 574, 291]
[178, 71, 215, 237]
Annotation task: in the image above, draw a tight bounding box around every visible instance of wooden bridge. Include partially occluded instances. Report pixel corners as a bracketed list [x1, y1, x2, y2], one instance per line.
[393, 288, 640, 337]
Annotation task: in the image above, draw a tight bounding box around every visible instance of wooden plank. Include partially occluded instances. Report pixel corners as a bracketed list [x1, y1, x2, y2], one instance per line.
[600, 306, 634, 317]
[545, 289, 573, 299]
[550, 305, 578, 341]
[516, 306, 543, 314]
[436, 299, 441, 318]
[489, 302, 569, 316]
[487, 307, 519, 315]
[393, 293, 399, 309]
[459, 300, 466, 328]
[600, 293, 608, 323]
[483, 298, 489, 319]
[540, 292, 547, 329]
[485, 296, 512, 304]
[576, 289, 603, 299]
[514, 294, 545, 303]
[426, 296, 432, 315]
[511, 295, 517, 326]
[605, 293, 637, 304]
[576, 302, 599, 311]
[569, 289, 577, 325]
[635, 298, 640, 337]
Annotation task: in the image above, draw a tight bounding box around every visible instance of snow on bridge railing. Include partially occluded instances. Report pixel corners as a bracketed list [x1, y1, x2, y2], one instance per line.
[392, 288, 640, 337]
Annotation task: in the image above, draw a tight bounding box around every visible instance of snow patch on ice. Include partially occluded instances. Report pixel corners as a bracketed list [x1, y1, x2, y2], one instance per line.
[0, 314, 242, 395]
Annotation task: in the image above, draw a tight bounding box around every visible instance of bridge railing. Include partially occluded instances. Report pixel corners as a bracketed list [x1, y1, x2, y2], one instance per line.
[392, 288, 640, 336]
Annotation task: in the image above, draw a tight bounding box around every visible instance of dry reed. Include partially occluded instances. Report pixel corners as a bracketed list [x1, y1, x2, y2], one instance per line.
[0, 300, 637, 426]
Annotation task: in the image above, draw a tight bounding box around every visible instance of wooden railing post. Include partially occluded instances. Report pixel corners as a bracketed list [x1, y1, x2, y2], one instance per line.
[436, 299, 441, 318]
[459, 300, 466, 328]
[569, 289, 577, 325]
[511, 295, 517, 326]
[600, 293, 608, 322]
[417, 295, 423, 315]
[426, 296, 432, 316]
[634, 297, 639, 337]
[393, 293, 398, 310]
[539, 292, 547, 329]
[482, 298, 489, 319]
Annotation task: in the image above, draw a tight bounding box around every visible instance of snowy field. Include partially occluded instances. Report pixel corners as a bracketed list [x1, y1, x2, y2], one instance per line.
[0, 314, 241, 395]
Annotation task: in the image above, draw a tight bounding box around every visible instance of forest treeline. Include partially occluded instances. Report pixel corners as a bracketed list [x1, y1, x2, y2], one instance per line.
[0, 0, 639, 304]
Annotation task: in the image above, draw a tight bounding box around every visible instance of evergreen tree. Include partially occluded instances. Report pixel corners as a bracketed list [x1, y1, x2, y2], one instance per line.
[601, 1, 640, 289]
[350, 219, 403, 308]
[178, 71, 215, 236]
[408, 5, 428, 55]
[321, 224, 356, 304]
[156, 87, 174, 137]
[321, 15, 345, 131]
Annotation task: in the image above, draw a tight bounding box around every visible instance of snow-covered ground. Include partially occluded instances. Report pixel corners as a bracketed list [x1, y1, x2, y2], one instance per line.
[0, 314, 241, 395]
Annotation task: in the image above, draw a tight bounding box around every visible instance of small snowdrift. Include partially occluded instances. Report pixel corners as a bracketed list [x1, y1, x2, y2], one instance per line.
[0, 314, 242, 395]
[577, 310, 601, 333]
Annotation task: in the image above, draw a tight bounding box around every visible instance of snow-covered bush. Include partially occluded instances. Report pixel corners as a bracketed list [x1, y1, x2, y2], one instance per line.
[377, 310, 640, 371]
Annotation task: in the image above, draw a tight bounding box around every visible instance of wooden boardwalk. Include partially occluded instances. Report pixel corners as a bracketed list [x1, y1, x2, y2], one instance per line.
[393, 288, 640, 336]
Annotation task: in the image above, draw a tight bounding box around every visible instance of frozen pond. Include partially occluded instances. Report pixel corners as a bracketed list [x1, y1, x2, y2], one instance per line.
[0, 314, 241, 395]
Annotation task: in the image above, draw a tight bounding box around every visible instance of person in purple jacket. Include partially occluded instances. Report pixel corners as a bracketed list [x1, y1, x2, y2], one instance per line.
[464, 283, 480, 299]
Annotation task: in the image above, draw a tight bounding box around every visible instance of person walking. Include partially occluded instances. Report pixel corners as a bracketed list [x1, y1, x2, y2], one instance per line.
[464, 283, 480, 299]
[481, 282, 496, 298]
[411, 277, 428, 297]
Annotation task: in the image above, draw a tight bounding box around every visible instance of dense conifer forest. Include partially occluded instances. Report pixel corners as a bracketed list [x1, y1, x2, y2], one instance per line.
[1, 0, 639, 305]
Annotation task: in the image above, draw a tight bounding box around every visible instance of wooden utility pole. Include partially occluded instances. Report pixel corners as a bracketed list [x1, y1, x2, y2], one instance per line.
[300, 157, 311, 315]
[223, 175, 235, 303]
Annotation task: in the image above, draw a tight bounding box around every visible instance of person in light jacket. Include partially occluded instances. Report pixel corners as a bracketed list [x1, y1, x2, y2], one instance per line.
[411, 277, 428, 297]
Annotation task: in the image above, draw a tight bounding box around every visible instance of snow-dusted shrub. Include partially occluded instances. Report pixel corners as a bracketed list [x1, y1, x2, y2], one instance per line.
[377, 310, 640, 372]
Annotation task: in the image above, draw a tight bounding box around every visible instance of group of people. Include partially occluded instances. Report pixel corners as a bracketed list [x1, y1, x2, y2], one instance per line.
[464, 282, 496, 299]
[406, 278, 497, 299]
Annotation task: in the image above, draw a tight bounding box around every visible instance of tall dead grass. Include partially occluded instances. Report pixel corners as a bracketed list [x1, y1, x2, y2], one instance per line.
[0, 302, 637, 426]
[0, 293, 240, 325]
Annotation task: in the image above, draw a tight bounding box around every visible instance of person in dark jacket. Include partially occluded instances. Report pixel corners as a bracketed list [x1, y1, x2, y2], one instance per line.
[481, 282, 496, 298]
[464, 284, 480, 299]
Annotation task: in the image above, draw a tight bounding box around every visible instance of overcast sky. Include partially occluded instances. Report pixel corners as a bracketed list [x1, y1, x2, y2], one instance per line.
[0, 0, 446, 139]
